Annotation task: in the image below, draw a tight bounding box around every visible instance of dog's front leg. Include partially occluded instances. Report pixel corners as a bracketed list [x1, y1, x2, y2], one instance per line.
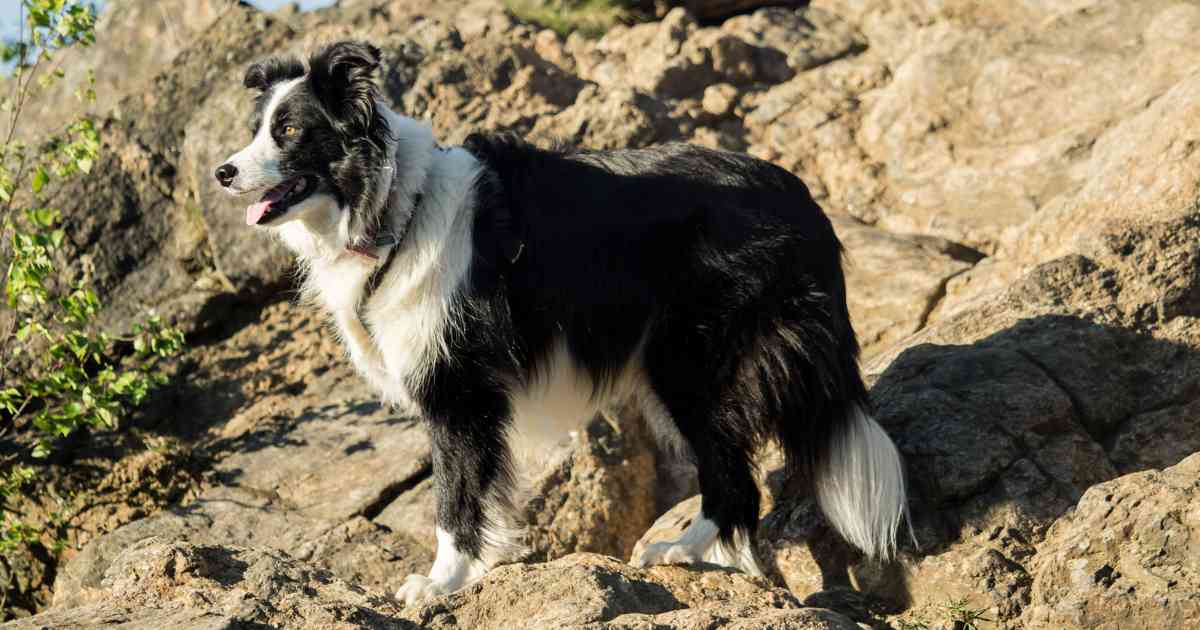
[396, 401, 520, 606]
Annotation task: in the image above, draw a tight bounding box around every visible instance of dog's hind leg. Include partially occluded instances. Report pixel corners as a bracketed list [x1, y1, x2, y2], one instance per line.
[631, 355, 764, 576]
[633, 445, 763, 576]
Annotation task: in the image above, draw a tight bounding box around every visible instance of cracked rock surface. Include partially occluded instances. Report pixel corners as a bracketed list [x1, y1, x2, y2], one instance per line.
[6, 0, 1200, 628]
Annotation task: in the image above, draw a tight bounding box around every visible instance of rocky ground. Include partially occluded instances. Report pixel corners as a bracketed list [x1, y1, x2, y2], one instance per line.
[3, 0, 1200, 628]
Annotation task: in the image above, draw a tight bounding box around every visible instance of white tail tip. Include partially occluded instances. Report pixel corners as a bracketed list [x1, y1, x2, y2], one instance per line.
[815, 405, 910, 561]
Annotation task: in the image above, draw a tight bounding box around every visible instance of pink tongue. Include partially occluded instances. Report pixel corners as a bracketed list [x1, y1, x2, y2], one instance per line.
[245, 182, 293, 225]
[246, 200, 273, 225]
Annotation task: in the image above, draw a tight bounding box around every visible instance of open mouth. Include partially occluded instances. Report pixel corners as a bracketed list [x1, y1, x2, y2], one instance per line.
[245, 175, 317, 226]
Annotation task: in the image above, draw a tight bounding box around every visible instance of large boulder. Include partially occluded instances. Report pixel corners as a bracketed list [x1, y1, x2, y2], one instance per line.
[49, 5, 302, 334]
[852, 1, 1200, 252]
[1022, 453, 1200, 629]
[9, 0, 232, 138]
[833, 215, 978, 358]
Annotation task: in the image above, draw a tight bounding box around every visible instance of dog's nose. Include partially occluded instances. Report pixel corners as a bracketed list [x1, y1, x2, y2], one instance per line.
[215, 163, 238, 187]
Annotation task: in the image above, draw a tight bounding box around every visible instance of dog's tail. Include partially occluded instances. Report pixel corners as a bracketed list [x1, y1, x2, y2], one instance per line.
[812, 402, 910, 561]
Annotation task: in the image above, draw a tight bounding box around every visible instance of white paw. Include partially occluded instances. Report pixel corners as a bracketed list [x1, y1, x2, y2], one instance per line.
[395, 574, 450, 606]
[634, 539, 712, 568]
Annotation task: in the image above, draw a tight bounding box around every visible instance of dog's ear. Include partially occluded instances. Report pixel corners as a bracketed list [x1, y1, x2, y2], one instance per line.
[308, 41, 383, 134]
[243, 55, 305, 91]
[310, 41, 392, 248]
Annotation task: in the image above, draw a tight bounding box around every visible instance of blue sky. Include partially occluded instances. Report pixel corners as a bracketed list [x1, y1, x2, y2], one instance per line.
[1, 0, 337, 49]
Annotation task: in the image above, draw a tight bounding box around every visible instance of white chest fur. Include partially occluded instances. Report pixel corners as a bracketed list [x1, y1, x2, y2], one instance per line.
[273, 114, 482, 411]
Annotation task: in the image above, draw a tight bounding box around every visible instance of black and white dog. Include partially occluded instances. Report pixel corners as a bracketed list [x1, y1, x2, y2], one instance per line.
[215, 41, 909, 604]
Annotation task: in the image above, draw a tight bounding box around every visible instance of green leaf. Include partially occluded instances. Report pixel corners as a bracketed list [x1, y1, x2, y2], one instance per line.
[31, 166, 48, 193]
[113, 371, 138, 393]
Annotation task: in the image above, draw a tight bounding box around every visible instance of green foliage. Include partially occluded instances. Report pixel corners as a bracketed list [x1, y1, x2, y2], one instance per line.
[892, 597, 993, 630]
[0, 0, 183, 574]
[503, 0, 649, 38]
[944, 597, 991, 630]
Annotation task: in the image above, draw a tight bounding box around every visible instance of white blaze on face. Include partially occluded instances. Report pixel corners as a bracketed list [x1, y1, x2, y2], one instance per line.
[220, 77, 303, 194]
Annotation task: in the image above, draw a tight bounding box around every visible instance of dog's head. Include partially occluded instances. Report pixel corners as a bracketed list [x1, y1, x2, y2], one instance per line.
[215, 41, 391, 245]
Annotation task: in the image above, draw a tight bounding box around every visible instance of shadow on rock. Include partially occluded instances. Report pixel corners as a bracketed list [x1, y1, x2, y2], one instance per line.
[748, 311, 1200, 626]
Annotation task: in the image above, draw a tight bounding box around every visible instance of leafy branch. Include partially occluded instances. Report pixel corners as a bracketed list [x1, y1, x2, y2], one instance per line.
[0, 0, 184, 566]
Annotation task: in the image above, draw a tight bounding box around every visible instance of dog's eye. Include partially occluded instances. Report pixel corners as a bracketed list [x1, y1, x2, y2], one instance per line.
[283, 125, 300, 137]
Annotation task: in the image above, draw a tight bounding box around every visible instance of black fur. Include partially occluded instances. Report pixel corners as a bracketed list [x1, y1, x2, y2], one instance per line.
[243, 56, 304, 91]
[308, 41, 393, 249]
[414, 133, 870, 558]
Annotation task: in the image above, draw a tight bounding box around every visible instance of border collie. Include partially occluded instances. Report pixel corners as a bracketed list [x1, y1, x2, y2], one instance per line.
[215, 41, 909, 605]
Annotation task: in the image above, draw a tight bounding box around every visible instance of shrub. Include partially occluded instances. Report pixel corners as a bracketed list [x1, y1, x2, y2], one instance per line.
[0, 0, 185, 613]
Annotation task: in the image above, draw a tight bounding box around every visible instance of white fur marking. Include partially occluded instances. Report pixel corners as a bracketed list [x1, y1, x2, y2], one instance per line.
[635, 511, 763, 575]
[271, 110, 473, 412]
[815, 404, 910, 561]
[396, 527, 487, 605]
[708, 527, 763, 576]
[506, 341, 603, 461]
[223, 77, 302, 193]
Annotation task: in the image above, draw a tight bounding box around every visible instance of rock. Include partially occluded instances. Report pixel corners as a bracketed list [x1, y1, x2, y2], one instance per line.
[833, 215, 977, 358]
[373, 477, 439, 550]
[12, 540, 408, 630]
[17, 544, 860, 630]
[398, 27, 586, 145]
[525, 412, 659, 562]
[740, 55, 891, 223]
[578, 6, 854, 100]
[402, 553, 857, 630]
[577, 9, 713, 99]
[203, 373, 430, 523]
[665, 1, 813, 22]
[1107, 399, 1200, 474]
[454, 0, 517, 40]
[694, 32, 758, 85]
[51, 486, 434, 612]
[47, 4, 300, 334]
[722, 6, 864, 75]
[701, 83, 738, 117]
[51, 375, 436, 608]
[1010, 67, 1200, 269]
[10, 0, 231, 138]
[854, 1, 1200, 252]
[531, 85, 678, 149]
[1022, 453, 1200, 629]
